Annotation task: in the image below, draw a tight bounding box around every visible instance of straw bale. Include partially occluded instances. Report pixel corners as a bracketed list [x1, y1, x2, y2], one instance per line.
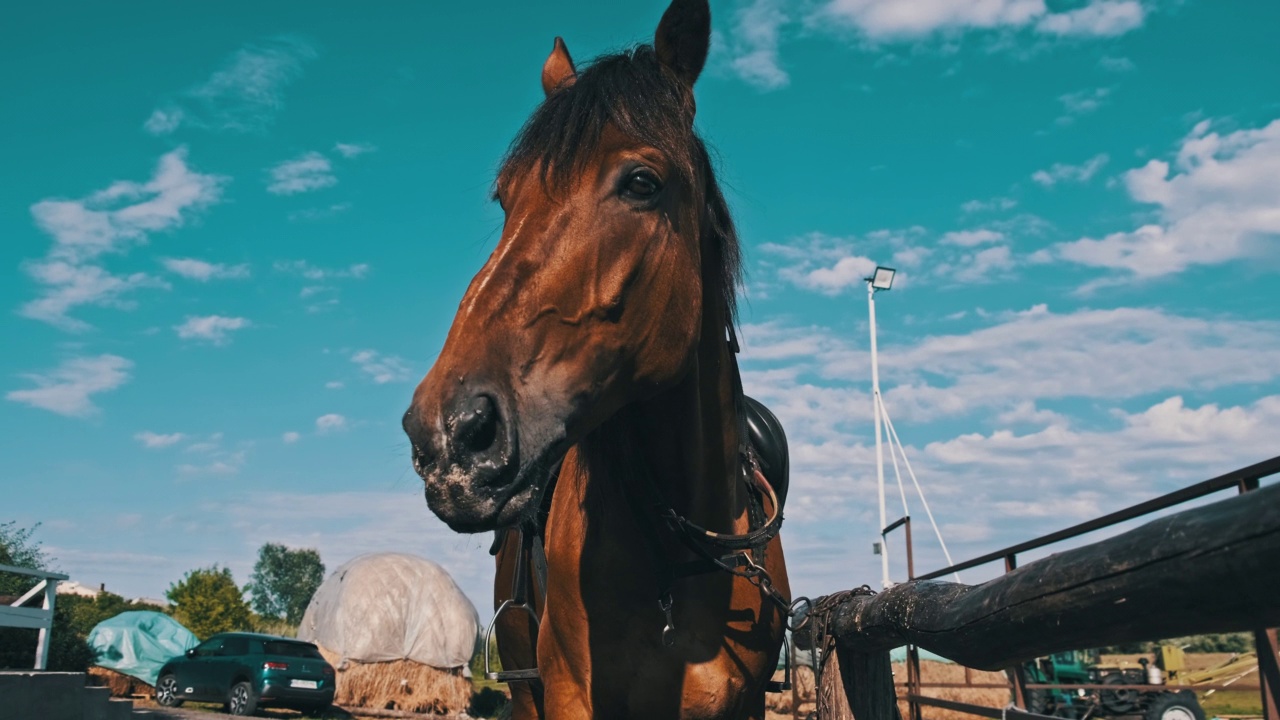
[87, 666, 153, 698]
[317, 645, 472, 715]
[895, 660, 1011, 720]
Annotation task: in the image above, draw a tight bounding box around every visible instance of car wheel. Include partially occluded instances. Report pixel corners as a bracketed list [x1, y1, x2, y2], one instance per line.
[227, 680, 259, 716]
[155, 674, 183, 708]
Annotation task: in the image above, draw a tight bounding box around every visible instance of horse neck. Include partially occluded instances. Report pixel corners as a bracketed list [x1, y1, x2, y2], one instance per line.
[579, 237, 742, 535]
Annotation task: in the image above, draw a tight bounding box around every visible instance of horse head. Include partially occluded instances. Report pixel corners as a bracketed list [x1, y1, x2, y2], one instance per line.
[404, 0, 728, 533]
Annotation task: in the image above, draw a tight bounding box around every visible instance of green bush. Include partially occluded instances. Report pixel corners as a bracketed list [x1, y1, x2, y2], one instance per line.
[166, 565, 253, 640]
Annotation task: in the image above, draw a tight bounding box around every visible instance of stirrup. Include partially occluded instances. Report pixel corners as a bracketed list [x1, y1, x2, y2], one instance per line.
[483, 598, 541, 683]
[766, 634, 792, 692]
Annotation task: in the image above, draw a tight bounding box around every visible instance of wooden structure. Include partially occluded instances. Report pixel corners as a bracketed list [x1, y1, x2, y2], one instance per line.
[797, 454, 1280, 720]
[0, 563, 69, 670]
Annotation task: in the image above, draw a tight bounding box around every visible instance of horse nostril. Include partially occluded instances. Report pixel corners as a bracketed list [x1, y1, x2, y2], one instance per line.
[411, 443, 435, 476]
[455, 394, 500, 454]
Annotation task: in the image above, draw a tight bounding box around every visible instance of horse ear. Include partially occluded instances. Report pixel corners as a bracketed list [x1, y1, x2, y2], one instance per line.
[542, 37, 577, 96]
[654, 0, 711, 88]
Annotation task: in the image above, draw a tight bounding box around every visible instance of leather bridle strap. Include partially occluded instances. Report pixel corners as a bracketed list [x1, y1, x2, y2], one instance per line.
[657, 467, 783, 552]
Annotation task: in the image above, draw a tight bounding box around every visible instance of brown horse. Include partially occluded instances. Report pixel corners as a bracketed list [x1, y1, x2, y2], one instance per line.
[403, 1, 790, 717]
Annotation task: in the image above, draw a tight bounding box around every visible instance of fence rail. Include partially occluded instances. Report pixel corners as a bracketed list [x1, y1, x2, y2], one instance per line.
[0, 562, 69, 670]
[797, 454, 1280, 720]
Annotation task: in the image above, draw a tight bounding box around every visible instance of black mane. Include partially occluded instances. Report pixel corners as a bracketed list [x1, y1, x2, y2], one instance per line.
[497, 44, 742, 324]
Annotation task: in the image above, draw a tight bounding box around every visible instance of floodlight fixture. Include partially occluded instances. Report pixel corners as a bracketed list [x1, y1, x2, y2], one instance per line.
[870, 266, 896, 291]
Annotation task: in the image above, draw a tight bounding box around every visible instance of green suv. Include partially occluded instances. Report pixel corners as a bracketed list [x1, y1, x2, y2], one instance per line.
[154, 632, 336, 716]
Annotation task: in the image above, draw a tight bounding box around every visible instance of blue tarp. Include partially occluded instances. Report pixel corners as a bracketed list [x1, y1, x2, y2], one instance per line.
[87, 611, 198, 686]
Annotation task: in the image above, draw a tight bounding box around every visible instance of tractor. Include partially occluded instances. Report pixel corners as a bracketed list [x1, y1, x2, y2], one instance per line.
[1021, 646, 1240, 720]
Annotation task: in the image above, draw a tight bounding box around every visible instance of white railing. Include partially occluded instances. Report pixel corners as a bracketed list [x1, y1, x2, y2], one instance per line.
[0, 563, 69, 669]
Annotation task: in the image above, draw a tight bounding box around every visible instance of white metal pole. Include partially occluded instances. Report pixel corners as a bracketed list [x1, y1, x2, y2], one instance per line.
[868, 281, 890, 589]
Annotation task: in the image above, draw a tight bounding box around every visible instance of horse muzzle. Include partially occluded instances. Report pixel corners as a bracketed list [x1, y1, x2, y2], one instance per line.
[404, 389, 527, 532]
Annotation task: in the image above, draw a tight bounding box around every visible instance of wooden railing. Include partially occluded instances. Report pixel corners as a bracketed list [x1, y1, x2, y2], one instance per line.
[795, 455, 1280, 720]
[0, 563, 69, 670]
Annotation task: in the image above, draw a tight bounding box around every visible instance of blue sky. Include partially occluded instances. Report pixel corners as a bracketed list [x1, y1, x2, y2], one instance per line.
[3, 0, 1278, 615]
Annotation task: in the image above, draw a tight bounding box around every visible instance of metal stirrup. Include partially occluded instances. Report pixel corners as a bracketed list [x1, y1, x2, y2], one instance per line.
[483, 598, 541, 682]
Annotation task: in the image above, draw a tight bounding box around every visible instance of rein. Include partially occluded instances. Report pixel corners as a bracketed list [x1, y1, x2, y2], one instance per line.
[628, 324, 805, 649]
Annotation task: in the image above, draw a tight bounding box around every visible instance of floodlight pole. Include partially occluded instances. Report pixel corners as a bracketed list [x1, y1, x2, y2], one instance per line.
[868, 279, 890, 590]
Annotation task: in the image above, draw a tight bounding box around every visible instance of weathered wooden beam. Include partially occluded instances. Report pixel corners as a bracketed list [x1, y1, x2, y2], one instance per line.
[816, 646, 899, 720]
[800, 480, 1280, 671]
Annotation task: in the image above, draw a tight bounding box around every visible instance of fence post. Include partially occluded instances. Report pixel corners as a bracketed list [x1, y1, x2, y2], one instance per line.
[34, 578, 56, 670]
[1257, 628, 1280, 720]
[1239, 476, 1279, 720]
[818, 644, 899, 720]
[1001, 553, 1029, 710]
[907, 645, 923, 720]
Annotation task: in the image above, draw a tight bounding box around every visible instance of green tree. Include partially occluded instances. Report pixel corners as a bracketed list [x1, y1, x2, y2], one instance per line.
[0, 521, 51, 596]
[244, 543, 325, 626]
[0, 521, 93, 671]
[166, 566, 252, 639]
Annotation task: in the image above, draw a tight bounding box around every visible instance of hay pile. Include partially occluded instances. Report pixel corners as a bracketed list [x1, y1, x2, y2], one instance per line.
[316, 645, 472, 715]
[767, 659, 1008, 720]
[87, 666, 153, 698]
[895, 660, 1010, 720]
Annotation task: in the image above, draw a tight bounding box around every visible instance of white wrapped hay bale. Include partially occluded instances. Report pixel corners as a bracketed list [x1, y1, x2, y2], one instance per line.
[298, 553, 480, 714]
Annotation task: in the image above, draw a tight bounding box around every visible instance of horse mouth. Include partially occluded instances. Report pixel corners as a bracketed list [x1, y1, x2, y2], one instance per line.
[416, 443, 564, 533]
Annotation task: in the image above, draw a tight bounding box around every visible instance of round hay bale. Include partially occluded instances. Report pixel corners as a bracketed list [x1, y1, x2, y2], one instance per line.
[316, 645, 472, 715]
[87, 666, 153, 698]
[298, 553, 481, 715]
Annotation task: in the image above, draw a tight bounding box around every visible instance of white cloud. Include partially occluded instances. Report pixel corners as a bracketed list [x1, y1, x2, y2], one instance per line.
[266, 151, 336, 195]
[20, 263, 166, 332]
[21, 147, 225, 330]
[1050, 118, 1280, 278]
[288, 203, 352, 222]
[1098, 56, 1135, 73]
[797, 255, 879, 295]
[316, 414, 347, 433]
[941, 229, 1004, 246]
[333, 142, 377, 159]
[162, 257, 250, 281]
[1056, 87, 1111, 125]
[924, 395, 1280, 494]
[812, 0, 1144, 40]
[1032, 153, 1109, 186]
[1036, 1, 1145, 37]
[351, 350, 414, 384]
[960, 196, 1017, 214]
[177, 453, 245, 477]
[143, 109, 183, 134]
[28, 148, 226, 264]
[174, 315, 251, 344]
[282, 431, 301, 444]
[946, 244, 1015, 283]
[273, 260, 370, 280]
[135, 431, 186, 448]
[745, 305, 1280, 423]
[325, 381, 344, 390]
[6, 355, 133, 417]
[723, 0, 790, 90]
[145, 36, 317, 135]
[762, 232, 897, 296]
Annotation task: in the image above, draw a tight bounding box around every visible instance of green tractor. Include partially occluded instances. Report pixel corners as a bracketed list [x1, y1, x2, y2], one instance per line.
[1022, 648, 1207, 720]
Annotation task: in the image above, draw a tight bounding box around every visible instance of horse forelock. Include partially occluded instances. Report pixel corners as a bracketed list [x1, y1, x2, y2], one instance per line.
[496, 43, 742, 327]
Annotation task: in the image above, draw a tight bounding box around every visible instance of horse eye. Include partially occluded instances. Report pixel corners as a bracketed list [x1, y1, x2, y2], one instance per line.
[622, 171, 662, 199]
